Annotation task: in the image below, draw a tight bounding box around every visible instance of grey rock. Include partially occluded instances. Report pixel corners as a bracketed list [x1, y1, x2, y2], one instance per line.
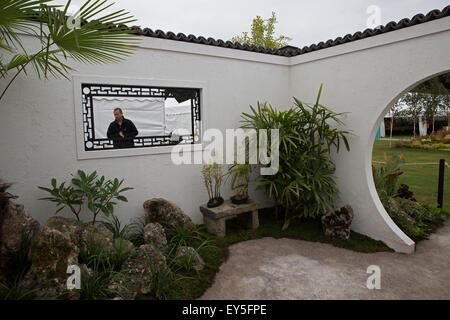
[45, 216, 114, 254]
[143, 222, 168, 248]
[27, 225, 80, 299]
[45, 216, 84, 244]
[1, 202, 40, 255]
[175, 246, 205, 271]
[115, 244, 168, 299]
[143, 198, 194, 231]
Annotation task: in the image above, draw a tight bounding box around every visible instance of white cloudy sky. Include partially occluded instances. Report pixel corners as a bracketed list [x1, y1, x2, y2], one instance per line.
[54, 0, 449, 47]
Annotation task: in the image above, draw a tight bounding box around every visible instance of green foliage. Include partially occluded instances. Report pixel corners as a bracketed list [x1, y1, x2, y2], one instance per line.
[240, 85, 350, 228]
[0, 228, 36, 300]
[383, 198, 449, 241]
[231, 12, 291, 49]
[77, 230, 134, 272]
[372, 154, 405, 202]
[38, 169, 133, 224]
[1, 229, 34, 281]
[127, 216, 146, 247]
[79, 258, 130, 300]
[99, 213, 133, 239]
[0, 0, 141, 101]
[201, 163, 225, 201]
[146, 262, 175, 300]
[228, 163, 252, 198]
[168, 223, 203, 247]
[0, 272, 41, 300]
[0, 229, 41, 300]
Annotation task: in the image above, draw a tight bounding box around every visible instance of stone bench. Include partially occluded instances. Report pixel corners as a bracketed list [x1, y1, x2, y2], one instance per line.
[200, 199, 260, 237]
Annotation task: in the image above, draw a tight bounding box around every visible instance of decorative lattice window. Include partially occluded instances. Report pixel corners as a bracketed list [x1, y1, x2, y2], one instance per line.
[81, 83, 201, 151]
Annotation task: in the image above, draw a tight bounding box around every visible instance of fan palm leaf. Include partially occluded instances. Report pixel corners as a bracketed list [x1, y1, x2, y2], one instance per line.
[0, 0, 141, 101]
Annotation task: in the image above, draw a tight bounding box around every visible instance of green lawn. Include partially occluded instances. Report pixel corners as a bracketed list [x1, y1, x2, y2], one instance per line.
[372, 139, 450, 207]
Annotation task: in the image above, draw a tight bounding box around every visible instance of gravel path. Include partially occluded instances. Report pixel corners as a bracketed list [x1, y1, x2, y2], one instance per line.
[200, 221, 450, 300]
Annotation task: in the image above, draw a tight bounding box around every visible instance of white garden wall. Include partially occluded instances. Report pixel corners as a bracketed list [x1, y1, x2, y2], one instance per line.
[289, 17, 450, 253]
[0, 15, 449, 253]
[0, 34, 290, 228]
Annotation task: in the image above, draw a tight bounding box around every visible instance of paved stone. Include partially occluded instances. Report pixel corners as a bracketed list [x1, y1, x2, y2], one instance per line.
[200, 221, 450, 300]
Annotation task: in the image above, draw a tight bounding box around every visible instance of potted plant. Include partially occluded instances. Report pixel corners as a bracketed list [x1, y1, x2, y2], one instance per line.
[202, 163, 225, 208]
[228, 163, 252, 204]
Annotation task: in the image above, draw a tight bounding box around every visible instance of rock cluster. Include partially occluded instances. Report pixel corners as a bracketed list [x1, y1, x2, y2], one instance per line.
[0, 198, 204, 300]
[321, 204, 354, 240]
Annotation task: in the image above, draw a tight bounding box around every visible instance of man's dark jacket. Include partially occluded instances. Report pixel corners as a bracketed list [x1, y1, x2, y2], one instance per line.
[107, 117, 139, 148]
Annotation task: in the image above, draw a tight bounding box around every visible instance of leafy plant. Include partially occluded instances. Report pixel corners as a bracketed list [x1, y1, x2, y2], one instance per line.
[146, 262, 175, 300]
[173, 250, 198, 272]
[384, 198, 449, 241]
[201, 163, 225, 204]
[80, 259, 129, 300]
[228, 163, 252, 200]
[77, 230, 110, 267]
[0, 271, 41, 300]
[38, 169, 133, 224]
[0, 229, 39, 300]
[127, 216, 146, 247]
[108, 238, 135, 271]
[0, 0, 141, 101]
[99, 213, 133, 239]
[372, 154, 405, 202]
[231, 12, 291, 49]
[240, 85, 350, 229]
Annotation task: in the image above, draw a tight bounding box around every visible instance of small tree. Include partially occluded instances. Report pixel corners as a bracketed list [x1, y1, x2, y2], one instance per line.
[402, 92, 424, 139]
[417, 77, 446, 134]
[388, 101, 402, 147]
[231, 12, 291, 49]
[38, 170, 133, 224]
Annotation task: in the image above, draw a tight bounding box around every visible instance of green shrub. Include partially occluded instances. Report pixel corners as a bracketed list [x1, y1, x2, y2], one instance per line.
[432, 143, 448, 150]
[146, 263, 175, 300]
[77, 230, 134, 272]
[372, 154, 405, 202]
[410, 140, 422, 148]
[240, 85, 350, 229]
[80, 259, 130, 300]
[127, 216, 146, 247]
[99, 214, 133, 240]
[383, 198, 449, 241]
[38, 170, 133, 224]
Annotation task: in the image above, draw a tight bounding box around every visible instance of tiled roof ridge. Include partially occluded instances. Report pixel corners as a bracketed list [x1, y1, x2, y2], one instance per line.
[128, 5, 450, 57]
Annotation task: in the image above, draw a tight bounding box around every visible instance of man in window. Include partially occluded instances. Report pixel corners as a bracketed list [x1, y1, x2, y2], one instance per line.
[107, 108, 139, 148]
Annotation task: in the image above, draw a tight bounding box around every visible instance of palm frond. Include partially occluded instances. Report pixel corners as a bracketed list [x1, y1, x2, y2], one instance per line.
[0, 0, 56, 49]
